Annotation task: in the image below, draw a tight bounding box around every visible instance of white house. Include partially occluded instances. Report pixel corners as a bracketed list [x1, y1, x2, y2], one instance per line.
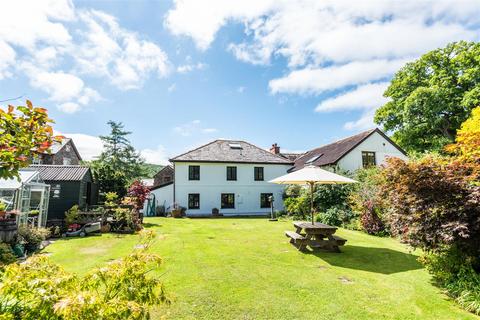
[287, 128, 408, 172]
[149, 128, 407, 216]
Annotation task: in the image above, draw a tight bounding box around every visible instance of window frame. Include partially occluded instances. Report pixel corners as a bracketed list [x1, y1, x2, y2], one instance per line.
[226, 166, 237, 181]
[221, 193, 235, 209]
[188, 193, 200, 209]
[361, 151, 376, 168]
[254, 167, 264, 181]
[188, 165, 200, 180]
[260, 193, 273, 208]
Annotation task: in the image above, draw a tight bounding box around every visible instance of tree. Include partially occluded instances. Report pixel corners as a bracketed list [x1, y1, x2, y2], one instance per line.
[90, 121, 145, 197]
[445, 106, 480, 162]
[375, 41, 480, 153]
[0, 100, 61, 179]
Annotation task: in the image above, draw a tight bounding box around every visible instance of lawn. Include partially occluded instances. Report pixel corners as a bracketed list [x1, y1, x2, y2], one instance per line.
[44, 217, 477, 320]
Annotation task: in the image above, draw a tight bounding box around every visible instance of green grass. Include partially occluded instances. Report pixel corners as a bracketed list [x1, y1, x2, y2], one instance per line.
[44, 217, 478, 320]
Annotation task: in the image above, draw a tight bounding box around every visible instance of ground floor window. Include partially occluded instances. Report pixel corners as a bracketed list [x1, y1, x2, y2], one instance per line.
[188, 193, 200, 209]
[221, 193, 235, 209]
[260, 193, 273, 208]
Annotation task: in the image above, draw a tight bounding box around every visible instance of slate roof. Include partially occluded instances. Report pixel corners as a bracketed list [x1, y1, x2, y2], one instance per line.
[45, 138, 82, 161]
[290, 128, 406, 172]
[28, 165, 91, 181]
[279, 153, 304, 161]
[170, 140, 293, 164]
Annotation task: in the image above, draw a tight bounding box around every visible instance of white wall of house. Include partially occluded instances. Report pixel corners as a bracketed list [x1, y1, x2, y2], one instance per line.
[149, 183, 174, 212]
[174, 162, 291, 216]
[337, 131, 408, 172]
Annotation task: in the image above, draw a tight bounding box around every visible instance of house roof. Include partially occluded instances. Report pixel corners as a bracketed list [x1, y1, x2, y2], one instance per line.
[170, 139, 293, 164]
[291, 128, 407, 172]
[28, 165, 91, 181]
[154, 165, 173, 177]
[279, 152, 304, 161]
[45, 138, 82, 161]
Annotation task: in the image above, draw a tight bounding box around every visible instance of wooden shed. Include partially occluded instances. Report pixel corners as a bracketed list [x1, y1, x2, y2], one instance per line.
[28, 165, 98, 221]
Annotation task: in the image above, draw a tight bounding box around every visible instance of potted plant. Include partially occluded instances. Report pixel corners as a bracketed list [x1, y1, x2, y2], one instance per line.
[0, 203, 18, 243]
[212, 208, 221, 217]
[171, 203, 183, 218]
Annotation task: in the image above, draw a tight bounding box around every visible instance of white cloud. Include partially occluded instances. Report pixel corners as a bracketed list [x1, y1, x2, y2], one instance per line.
[269, 59, 407, 95]
[315, 82, 389, 113]
[55, 132, 104, 161]
[177, 62, 206, 73]
[74, 10, 170, 90]
[344, 109, 377, 131]
[58, 102, 81, 113]
[0, 41, 15, 79]
[0, 0, 170, 112]
[140, 145, 169, 165]
[173, 120, 218, 137]
[165, 0, 480, 128]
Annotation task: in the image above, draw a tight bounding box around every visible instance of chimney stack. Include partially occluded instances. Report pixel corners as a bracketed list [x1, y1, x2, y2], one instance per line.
[270, 143, 280, 155]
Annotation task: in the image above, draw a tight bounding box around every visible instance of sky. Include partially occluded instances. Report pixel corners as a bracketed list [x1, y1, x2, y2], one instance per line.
[1, 0, 480, 165]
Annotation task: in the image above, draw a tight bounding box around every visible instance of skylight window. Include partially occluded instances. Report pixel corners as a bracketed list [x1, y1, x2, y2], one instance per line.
[229, 143, 243, 149]
[306, 154, 322, 163]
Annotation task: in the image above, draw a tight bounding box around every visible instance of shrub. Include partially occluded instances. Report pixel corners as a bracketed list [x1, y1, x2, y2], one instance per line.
[349, 167, 388, 235]
[64, 205, 80, 225]
[0, 230, 168, 319]
[421, 247, 480, 315]
[315, 207, 355, 227]
[0, 243, 16, 267]
[382, 156, 480, 262]
[283, 195, 310, 219]
[16, 226, 50, 254]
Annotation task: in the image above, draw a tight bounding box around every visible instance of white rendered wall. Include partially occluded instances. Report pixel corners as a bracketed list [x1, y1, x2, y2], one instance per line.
[337, 131, 408, 173]
[174, 162, 292, 216]
[149, 183, 174, 212]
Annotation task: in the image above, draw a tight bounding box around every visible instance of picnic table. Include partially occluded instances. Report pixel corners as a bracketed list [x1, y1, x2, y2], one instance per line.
[285, 221, 347, 252]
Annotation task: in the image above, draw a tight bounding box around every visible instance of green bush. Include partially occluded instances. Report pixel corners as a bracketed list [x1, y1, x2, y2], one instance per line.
[0, 230, 168, 319]
[315, 207, 355, 227]
[0, 243, 16, 267]
[421, 247, 480, 315]
[64, 205, 80, 225]
[16, 226, 50, 254]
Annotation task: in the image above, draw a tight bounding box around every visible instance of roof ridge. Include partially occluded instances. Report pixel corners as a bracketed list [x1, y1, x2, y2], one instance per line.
[296, 128, 377, 161]
[169, 140, 221, 161]
[239, 140, 293, 163]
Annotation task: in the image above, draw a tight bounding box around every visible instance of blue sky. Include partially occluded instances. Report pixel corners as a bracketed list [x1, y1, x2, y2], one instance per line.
[1, 1, 479, 164]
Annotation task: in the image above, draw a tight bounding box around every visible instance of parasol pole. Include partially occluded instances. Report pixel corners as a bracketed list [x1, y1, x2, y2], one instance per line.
[309, 181, 314, 225]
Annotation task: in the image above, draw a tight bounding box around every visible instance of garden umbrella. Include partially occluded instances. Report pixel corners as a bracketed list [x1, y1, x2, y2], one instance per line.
[269, 165, 357, 225]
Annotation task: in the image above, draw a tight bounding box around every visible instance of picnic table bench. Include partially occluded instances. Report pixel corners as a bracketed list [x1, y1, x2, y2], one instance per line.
[285, 221, 347, 252]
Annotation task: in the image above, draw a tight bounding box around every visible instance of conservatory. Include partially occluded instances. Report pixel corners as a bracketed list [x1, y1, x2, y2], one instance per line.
[0, 170, 50, 227]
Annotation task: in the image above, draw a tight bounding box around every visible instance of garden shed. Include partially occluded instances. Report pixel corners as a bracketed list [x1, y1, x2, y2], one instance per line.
[0, 170, 50, 227]
[28, 165, 98, 222]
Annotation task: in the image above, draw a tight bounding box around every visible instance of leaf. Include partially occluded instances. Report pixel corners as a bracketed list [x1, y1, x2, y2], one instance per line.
[26, 100, 33, 109]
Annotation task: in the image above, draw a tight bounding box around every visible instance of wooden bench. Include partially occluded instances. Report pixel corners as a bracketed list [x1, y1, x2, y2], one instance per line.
[285, 231, 307, 251]
[331, 235, 347, 246]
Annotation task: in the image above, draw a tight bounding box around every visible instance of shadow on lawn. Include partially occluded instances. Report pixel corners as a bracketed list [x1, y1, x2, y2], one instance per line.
[311, 245, 423, 274]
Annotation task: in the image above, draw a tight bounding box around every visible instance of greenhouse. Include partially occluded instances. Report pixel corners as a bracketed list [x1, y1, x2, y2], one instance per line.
[0, 170, 50, 227]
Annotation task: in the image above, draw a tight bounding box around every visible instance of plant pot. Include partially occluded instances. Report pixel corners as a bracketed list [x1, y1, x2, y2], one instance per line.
[172, 209, 183, 218]
[0, 218, 17, 243]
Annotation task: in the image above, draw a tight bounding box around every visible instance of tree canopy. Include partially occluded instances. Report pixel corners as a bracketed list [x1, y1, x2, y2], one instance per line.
[445, 106, 480, 163]
[90, 121, 145, 197]
[375, 41, 480, 153]
[0, 100, 60, 179]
